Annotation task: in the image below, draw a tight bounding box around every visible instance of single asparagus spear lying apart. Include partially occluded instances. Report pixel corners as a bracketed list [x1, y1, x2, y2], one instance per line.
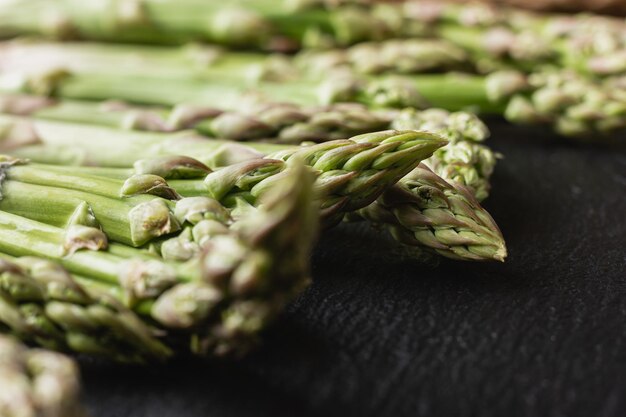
[0, 335, 85, 417]
[0, 159, 320, 360]
[0, 117, 506, 262]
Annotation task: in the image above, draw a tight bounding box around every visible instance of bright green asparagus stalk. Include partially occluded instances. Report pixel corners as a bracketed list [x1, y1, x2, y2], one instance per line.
[0, 117, 448, 223]
[0, 160, 319, 359]
[0, 116, 505, 261]
[0, 335, 85, 417]
[0, 156, 185, 247]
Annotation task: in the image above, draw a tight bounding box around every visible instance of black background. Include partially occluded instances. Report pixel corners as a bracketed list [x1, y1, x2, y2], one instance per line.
[81, 121, 626, 417]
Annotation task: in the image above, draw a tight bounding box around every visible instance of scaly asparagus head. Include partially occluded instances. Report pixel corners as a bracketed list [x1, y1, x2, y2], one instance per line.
[159, 159, 319, 356]
[390, 108, 498, 201]
[203, 130, 447, 226]
[0, 255, 175, 362]
[0, 335, 85, 417]
[360, 164, 506, 262]
[488, 69, 626, 137]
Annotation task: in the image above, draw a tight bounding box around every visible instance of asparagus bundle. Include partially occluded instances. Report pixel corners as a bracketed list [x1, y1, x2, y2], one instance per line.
[0, 335, 85, 417]
[0, 159, 321, 360]
[1, 41, 623, 137]
[0, 116, 506, 261]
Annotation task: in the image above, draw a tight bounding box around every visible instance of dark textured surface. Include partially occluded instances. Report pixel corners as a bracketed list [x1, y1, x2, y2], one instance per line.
[81, 122, 626, 417]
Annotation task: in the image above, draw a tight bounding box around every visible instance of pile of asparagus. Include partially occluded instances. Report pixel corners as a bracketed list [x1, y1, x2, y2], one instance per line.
[0, 0, 622, 413]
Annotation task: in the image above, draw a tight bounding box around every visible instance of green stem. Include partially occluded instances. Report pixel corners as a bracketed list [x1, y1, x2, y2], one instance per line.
[0, 210, 123, 283]
[0, 180, 138, 242]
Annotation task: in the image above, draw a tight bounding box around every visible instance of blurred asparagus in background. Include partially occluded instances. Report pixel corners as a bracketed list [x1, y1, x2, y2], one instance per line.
[0, 0, 428, 50]
[0, 0, 624, 78]
[1, 40, 624, 138]
[479, 0, 626, 15]
[0, 335, 85, 417]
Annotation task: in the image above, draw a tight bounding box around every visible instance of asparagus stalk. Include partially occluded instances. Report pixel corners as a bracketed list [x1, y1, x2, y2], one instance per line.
[0, 158, 184, 247]
[0, 335, 85, 417]
[0, 38, 472, 82]
[0, 122, 447, 226]
[0, 40, 497, 112]
[0, 116, 505, 261]
[0, 160, 320, 360]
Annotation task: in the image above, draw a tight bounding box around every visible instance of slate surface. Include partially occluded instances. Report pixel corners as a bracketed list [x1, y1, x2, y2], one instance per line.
[81, 122, 626, 417]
